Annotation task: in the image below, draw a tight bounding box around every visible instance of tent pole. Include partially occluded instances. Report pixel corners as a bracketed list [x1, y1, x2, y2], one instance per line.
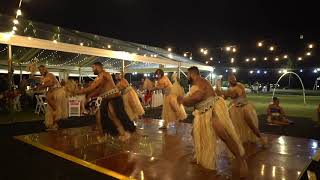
[7, 44, 14, 113]
[78, 67, 82, 86]
[19, 63, 22, 82]
[122, 60, 125, 75]
[177, 62, 181, 79]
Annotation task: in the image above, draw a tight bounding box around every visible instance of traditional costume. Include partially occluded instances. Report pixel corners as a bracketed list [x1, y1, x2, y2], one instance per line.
[228, 83, 260, 144]
[190, 86, 244, 170]
[161, 75, 187, 124]
[121, 85, 145, 121]
[44, 85, 68, 129]
[97, 88, 136, 135]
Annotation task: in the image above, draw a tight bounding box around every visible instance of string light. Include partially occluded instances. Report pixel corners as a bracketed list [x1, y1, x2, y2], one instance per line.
[252, 57, 256, 61]
[107, 45, 111, 49]
[168, 48, 172, 52]
[226, 47, 231, 51]
[269, 46, 275, 51]
[283, 55, 288, 59]
[308, 44, 314, 49]
[13, 19, 19, 25]
[249, 70, 254, 74]
[205, 61, 209, 64]
[16, 9, 22, 16]
[306, 52, 311, 56]
[210, 57, 213, 61]
[231, 58, 235, 63]
[258, 42, 263, 47]
[232, 68, 236, 73]
[246, 58, 250, 62]
[183, 53, 187, 57]
[232, 47, 236, 52]
[200, 48, 204, 53]
[264, 57, 268, 60]
[298, 57, 302, 60]
[275, 57, 279, 61]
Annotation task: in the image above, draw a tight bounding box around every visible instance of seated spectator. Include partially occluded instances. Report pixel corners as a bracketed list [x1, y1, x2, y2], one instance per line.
[267, 97, 292, 125]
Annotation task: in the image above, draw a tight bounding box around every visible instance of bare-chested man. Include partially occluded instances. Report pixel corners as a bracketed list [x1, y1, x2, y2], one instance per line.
[154, 69, 187, 129]
[77, 62, 135, 141]
[37, 65, 67, 130]
[115, 73, 144, 121]
[178, 66, 248, 178]
[216, 73, 266, 146]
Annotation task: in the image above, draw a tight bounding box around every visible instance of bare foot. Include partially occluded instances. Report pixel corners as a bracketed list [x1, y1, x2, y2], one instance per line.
[239, 159, 248, 178]
[119, 132, 131, 141]
[159, 126, 167, 130]
[260, 137, 268, 148]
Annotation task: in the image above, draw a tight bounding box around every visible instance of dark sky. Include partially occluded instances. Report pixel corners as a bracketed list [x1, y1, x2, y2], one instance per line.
[1, 0, 320, 74]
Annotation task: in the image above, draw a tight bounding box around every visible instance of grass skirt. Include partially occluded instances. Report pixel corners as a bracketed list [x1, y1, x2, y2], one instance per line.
[229, 103, 259, 144]
[193, 97, 244, 170]
[122, 89, 145, 121]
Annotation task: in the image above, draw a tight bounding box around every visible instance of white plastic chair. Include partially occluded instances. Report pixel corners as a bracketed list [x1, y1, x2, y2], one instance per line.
[35, 94, 47, 114]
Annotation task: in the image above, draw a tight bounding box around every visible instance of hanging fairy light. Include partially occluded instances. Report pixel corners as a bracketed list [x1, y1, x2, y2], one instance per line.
[168, 48, 172, 52]
[225, 46, 231, 51]
[245, 58, 250, 62]
[269, 46, 275, 51]
[16, 9, 22, 17]
[298, 57, 303, 61]
[205, 61, 209, 64]
[232, 47, 236, 52]
[258, 42, 263, 47]
[183, 53, 187, 57]
[264, 57, 268, 60]
[107, 44, 111, 49]
[252, 57, 256, 61]
[232, 68, 237, 73]
[275, 57, 279, 61]
[13, 19, 19, 25]
[231, 58, 235, 63]
[306, 52, 311, 56]
[308, 44, 314, 49]
[210, 57, 213, 61]
[283, 55, 288, 59]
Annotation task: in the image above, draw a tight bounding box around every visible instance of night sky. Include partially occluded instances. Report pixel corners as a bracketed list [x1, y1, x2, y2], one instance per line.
[1, 0, 320, 88]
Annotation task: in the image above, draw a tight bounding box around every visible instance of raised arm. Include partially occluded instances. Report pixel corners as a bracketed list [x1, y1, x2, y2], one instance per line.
[78, 76, 103, 95]
[38, 73, 57, 89]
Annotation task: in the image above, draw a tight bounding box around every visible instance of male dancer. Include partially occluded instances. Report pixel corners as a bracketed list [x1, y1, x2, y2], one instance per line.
[178, 66, 247, 177]
[216, 73, 266, 145]
[77, 62, 135, 141]
[115, 73, 144, 121]
[154, 69, 186, 129]
[37, 65, 67, 130]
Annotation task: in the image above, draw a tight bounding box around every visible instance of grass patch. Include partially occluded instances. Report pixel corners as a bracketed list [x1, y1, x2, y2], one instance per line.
[247, 94, 319, 120]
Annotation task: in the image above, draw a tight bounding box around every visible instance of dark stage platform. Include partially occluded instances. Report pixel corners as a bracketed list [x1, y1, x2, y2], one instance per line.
[14, 119, 319, 180]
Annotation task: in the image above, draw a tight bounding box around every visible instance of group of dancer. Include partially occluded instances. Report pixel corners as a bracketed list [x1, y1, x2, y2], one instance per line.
[36, 62, 268, 177]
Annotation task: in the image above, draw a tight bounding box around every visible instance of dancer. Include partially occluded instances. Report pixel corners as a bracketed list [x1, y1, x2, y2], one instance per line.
[115, 73, 145, 121]
[77, 62, 135, 141]
[178, 66, 247, 177]
[37, 65, 68, 130]
[216, 73, 266, 145]
[154, 69, 187, 129]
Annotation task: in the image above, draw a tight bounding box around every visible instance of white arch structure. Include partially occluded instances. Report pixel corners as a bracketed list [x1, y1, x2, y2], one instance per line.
[272, 71, 306, 104]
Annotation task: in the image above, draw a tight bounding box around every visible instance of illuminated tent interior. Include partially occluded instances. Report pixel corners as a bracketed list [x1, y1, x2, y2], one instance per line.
[0, 14, 213, 81]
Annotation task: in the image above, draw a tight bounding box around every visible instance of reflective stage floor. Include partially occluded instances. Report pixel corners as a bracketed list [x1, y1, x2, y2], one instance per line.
[15, 119, 319, 180]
